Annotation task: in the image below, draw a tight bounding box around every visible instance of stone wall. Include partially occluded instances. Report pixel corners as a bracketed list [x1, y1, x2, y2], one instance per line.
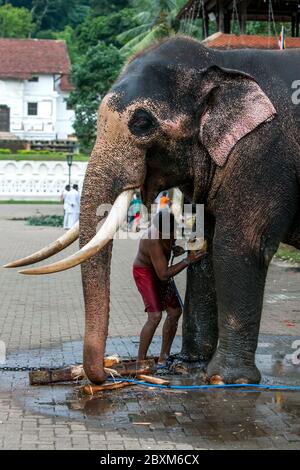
[0, 160, 87, 200]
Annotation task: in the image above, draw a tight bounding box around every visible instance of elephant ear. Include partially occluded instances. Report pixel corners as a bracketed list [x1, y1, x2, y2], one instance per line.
[198, 65, 277, 166]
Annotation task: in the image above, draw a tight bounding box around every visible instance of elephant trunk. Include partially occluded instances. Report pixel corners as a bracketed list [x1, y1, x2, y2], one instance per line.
[79, 150, 124, 383]
[81, 242, 112, 384]
[79, 132, 145, 383]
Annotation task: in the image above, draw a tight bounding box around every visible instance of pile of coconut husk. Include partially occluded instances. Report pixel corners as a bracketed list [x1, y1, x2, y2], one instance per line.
[29, 356, 170, 394]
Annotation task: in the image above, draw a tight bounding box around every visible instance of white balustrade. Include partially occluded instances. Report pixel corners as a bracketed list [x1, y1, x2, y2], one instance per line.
[0, 160, 87, 200]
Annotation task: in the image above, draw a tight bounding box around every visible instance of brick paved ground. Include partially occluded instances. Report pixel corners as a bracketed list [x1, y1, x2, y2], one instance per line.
[0, 204, 299, 450]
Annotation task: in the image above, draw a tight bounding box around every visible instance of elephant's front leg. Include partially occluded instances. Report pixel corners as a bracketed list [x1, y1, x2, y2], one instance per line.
[207, 233, 273, 384]
[180, 214, 218, 371]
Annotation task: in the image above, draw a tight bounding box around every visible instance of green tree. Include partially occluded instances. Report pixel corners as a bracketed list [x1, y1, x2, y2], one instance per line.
[246, 20, 291, 37]
[75, 8, 137, 54]
[118, 0, 185, 58]
[0, 3, 35, 37]
[90, 0, 129, 16]
[68, 42, 123, 151]
[30, 0, 90, 32]
[5, 0, 91, 32]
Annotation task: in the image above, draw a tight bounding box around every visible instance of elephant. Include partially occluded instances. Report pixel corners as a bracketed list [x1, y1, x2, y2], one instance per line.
[5, 36, 300, 385]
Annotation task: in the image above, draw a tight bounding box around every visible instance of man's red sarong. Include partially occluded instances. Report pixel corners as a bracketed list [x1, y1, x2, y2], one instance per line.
[133, 265, 181, 313]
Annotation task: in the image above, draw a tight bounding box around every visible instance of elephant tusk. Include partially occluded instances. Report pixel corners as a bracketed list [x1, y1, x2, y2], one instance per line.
[19, 190, 134, 275]
[3, 222, 79, 268]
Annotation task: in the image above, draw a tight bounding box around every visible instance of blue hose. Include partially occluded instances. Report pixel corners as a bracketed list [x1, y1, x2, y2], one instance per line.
[107, 377, 300, 391]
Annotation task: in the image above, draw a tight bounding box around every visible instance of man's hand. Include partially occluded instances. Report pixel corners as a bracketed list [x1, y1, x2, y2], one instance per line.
[186, 249, 206, 265]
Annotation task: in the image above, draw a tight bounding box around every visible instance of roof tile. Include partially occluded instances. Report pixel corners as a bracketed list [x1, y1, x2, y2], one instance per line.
[0, 38, 73, 91]
[203, 32, 300, 49]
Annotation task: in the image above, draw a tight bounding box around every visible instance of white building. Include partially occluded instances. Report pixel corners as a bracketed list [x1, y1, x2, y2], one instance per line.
[0, 38, 75, 141]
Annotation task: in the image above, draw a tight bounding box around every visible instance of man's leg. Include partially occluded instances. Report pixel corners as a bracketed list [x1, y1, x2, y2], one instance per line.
[63, 212, 69, 229]
[159, 306, 182, 364]
[138, 311, 162, 361]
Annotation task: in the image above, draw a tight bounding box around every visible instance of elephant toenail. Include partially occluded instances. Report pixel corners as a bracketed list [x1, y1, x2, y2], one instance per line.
[234, 378, 249, 384]
[210, 375, 225, 385]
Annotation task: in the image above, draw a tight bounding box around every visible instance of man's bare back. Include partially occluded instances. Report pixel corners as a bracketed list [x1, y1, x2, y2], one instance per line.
[132, 211, 206, 365]
[134, 227, 173, 271]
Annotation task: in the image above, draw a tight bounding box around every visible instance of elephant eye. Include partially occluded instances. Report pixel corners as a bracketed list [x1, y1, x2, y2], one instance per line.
[129, 109, 157, 136]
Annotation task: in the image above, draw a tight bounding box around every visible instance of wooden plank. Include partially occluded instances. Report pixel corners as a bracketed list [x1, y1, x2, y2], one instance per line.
[29, 358, 156, 385]
[136, 375, 170, 386]
[81, 381, 133, 395]
[29, 365, 85, 385]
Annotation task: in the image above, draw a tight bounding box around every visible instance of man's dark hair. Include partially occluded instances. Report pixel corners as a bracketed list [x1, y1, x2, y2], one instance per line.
[65, 185, 70, 191]
[73, 184, 79, 191]
[153, 210, 175, 238]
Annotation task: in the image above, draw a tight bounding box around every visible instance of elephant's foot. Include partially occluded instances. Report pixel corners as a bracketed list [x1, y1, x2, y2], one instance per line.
[83, 364, 107, 385]
[207, 352, 261, 385]
[168, 354, 208, 380]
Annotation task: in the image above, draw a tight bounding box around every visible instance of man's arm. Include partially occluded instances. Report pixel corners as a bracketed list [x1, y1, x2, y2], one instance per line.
[149, 241, 204, 281]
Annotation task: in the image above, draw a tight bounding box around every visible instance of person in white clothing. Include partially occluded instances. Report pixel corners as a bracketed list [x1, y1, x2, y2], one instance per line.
[61, 184, 70, 204]
[72, 184, 80, 220]
[63, 185, 80, 229]
[62, 185, 70, 229]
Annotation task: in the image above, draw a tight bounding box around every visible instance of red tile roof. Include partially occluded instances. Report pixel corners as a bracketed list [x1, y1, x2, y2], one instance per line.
[0, 38, 73, 91]
[203, 32, 300, 50]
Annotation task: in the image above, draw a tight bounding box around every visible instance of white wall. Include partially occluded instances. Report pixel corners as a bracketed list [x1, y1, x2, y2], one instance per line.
[0, 160, 87, 200]
[56, 91, 74, 140]
[0, 79, 24, 130]
[0, 75, 75, 140]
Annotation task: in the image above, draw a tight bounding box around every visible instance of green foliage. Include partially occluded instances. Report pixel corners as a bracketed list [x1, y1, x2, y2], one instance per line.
[90, 0, 129, 16]
[118, 0, 182, 58]
[0, 3, 35, 37]
[0, 199, 60, 204]
[75, 8, 137, 53]
[17, 149, 65, 155]
[27, 215, 63, 227]
[54, 26, 78, 63]
[275, 244, 300, 264]
[246, 20, 291, 37]
[69, 42, 123, 151]
[7, 0, 91, 32]
[0, 148, 12, 154]
[0, 152, 88, 161]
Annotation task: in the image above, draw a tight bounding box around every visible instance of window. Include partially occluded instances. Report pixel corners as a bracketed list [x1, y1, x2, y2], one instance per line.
[28, 76, 39, 82]
[27, 102, 38, 116]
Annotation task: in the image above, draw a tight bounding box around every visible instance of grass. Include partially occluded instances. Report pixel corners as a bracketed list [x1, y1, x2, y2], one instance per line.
[275, 244, 300, 264]
[27, 215, 63, 227]
[0, 154, 89, 162]
[0, 200, 60, 204]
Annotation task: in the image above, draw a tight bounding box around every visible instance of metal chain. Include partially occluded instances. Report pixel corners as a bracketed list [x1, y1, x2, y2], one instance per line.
[0, 364, 82, 372]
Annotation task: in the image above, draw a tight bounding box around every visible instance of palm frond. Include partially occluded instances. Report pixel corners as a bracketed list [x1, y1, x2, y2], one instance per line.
[133, 11, 152, 23]
[121, 24, 172, 58]
[117, 23, 152, 44]
[119, 31, 152, 56]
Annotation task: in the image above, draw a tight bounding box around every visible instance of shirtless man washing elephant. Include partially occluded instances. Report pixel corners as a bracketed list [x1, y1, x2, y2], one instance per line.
[133, 211, 205, 366]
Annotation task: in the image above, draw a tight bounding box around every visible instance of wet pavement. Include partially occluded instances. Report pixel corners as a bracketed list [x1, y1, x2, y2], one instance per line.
[0, 204, 299, 449]
[1, 334, 300, 450]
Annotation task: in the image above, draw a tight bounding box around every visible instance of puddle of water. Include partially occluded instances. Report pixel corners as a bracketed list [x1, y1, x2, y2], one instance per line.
[1, 335, 300, 445]
[1, 372, 299, 444]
